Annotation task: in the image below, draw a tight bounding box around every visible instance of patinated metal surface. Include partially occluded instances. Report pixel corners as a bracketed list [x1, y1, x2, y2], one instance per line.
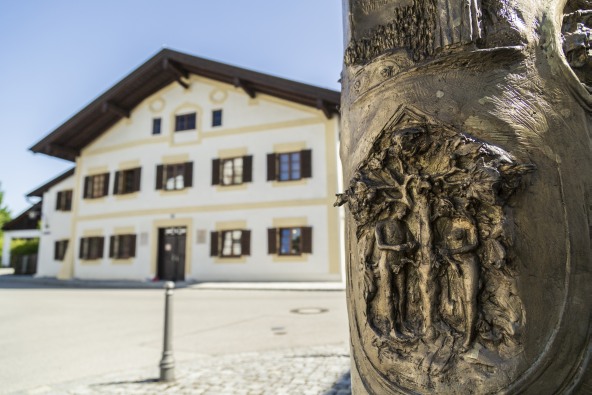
[338, 0, 592, 393]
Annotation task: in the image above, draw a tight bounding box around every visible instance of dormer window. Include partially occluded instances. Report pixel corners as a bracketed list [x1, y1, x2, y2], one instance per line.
[175, 113, 196, 132]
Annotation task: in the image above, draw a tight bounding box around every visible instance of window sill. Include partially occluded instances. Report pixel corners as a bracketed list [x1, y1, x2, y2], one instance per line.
[271, 179, 308, 187]
[215, 183, 248, 192]
[272, 254, 309, 263]
[214, 256, 247, 264]
[111, 258, 134, 265]
[115, 192, 139, 200]
[83, 197, 107, 202]
[79, 259, 102, 265]
[174, 128, 197, 133]
[159, 188, 189, 196]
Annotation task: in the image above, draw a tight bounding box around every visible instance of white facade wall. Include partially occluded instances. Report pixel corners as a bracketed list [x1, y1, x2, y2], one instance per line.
[38, 76, 342, 282]
[72, 204, 336, 281]
[37, 175, 74, 277]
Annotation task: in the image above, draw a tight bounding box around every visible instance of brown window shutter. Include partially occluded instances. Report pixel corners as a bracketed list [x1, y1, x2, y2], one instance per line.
[130, 234, 137, 257]
[301, 149, 312, 178]
[267, 153, 277, 181]
[241, 230, 251, 256]
[109, 236, 115, 258]
[113, 171, 120, 195]
[83, 176, 90, 198]
[212, 159, 220, 185]
[156, 165, 164, 190]
[97, 237, 104, 259]
[267, 228, 278, 254]
[134, 167, 142, 192]
[91, 238, 97, 259]
[184, 162, 193, 187]
[210, 231, 219, 256]
[56, 191, 62, 210]
[302, 226, 313, 254]
[103, 173, 110, 197]
[66, 190, 72, 211]
[243, 155, 253, 183]
[54, 241, 59, 260]
[79, 238, 85, 259]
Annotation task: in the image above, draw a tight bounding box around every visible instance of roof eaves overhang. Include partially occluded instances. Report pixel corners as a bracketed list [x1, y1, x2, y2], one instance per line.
[26, 168, 76, 198]
[2, 202, 42, 231]
[29, 49, 340, 162]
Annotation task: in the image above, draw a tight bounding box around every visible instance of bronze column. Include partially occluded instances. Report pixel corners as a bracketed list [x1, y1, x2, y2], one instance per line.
[338, 0, 592, 393]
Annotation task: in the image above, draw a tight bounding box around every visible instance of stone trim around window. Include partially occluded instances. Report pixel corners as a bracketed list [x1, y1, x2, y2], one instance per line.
[56, 190, 73, 211]
[211, 155, 253, 186]
[79, 236, 104, 260]
[109, 234, 137, 259]
[267, 226, 313, 255]
[155, 162, 193, 191]
[267, 149, 312, 182]
[210, 229, 251, 258]
[83, 173, 110, 199]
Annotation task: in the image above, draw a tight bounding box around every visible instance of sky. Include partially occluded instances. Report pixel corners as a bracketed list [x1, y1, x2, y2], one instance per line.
[0, 0, 344, 216]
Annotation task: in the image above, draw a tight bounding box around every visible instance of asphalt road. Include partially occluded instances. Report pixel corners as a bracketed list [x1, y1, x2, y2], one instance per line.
[0, 282, 348, 394]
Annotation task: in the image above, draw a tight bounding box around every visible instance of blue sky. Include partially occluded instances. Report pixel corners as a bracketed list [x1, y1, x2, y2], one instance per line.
[0, 0, 343, 215]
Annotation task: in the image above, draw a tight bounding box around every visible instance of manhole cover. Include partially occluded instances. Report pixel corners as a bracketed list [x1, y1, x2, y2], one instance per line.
[290, 307, 329, 315]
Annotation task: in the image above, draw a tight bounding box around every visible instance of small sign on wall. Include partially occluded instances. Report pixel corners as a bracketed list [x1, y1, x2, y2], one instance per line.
[196, 229, 207, 244]
[139, 232, 149, 246]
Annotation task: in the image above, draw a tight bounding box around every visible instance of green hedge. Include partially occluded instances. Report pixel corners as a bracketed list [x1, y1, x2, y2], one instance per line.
[11, 239, 39, 256]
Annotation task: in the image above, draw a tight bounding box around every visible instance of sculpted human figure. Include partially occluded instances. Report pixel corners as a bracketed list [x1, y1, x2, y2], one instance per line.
[438, 200, 480, 350]
[434, 0, 482, 50]
[374, 203, 417, 339]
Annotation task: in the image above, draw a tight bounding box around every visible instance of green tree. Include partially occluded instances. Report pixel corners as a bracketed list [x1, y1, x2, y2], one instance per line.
[0, 184, 12, 258]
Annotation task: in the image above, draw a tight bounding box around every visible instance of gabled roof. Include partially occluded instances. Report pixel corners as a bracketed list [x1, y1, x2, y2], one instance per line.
[26, 168, 75, 198]
[2, 202, 41, 231]
[30, 49, 341, 162]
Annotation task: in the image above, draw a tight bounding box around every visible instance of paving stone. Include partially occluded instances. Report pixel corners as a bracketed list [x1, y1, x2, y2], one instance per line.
[39, 345, 351, 395]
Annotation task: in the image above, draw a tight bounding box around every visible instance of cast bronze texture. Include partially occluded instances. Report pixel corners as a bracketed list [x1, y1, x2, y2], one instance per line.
[339, 0, 592, 393]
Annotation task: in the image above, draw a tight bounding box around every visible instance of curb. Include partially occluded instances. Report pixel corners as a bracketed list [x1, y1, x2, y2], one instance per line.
[0, 275, 345, 291]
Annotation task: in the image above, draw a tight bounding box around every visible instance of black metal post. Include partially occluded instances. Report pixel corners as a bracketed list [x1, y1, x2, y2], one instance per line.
[159, 281, 175, 381]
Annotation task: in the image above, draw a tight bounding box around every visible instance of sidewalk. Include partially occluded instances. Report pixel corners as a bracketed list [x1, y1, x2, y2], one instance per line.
[17, 345, 352, 395]
[0, 270, 345, 291]
[1, 269, 351, 394]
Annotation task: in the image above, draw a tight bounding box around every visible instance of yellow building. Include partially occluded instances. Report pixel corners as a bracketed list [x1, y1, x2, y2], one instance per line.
[27, 49, 343, 282]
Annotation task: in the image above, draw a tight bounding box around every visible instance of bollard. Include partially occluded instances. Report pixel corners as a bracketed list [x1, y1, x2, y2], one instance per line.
[159, 281, 175, 381]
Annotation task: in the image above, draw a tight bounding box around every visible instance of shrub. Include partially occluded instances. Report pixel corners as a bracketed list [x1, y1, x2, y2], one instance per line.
[11, 239, 39, 257]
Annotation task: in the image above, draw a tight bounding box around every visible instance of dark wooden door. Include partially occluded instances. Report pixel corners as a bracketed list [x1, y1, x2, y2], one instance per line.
[157, 227, 186, 281]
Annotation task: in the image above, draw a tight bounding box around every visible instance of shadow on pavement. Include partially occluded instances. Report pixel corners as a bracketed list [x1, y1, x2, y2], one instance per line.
[323, 371, 352, 395]
[90, 378, 160, 386]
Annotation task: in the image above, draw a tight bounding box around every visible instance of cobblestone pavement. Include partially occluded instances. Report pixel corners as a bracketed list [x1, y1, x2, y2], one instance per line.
[25, 345, 351, 395]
